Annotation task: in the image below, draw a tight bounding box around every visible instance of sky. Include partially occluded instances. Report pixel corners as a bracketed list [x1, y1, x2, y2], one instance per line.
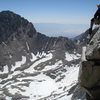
[0, 0, 99, 37]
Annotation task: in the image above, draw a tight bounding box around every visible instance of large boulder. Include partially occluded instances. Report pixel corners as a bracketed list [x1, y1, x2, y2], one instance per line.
[79, 26, 100, 100]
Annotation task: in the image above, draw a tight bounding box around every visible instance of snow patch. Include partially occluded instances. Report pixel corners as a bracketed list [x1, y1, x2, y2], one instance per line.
[76, 40, 80, 45]
[6, 96, 12, 100]
[65, 52, 80, 61]
[24, 74, 57, 96]
[30, 53, 37, 62]
[9, 55, 12, 58]
[42, 60, 63, 71]
[24, 53, 53, 73]
[26, 42, 30, 50]
[37, 51, 47, 58]
[5, 71, 21, 80]
[82, 46, 87, 61]
[0, 65, 8, 74]
[11, 56, 26, 71]
[0, 50, 80, 100]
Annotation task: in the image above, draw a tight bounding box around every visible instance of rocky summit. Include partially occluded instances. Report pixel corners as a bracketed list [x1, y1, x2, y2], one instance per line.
[0, 11, 82, 100]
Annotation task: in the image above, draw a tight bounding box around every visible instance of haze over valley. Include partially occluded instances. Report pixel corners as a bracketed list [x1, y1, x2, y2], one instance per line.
[34, 23, 88, 38]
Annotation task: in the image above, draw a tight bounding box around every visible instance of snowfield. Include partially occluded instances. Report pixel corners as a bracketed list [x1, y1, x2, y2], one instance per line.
[11, 56, 26, 71]
[0, 51, 80, 100]
[65, 52, 81, 61]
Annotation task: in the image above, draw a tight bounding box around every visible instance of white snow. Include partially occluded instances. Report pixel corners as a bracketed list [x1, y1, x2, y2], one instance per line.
[0, 65, 8, 74]
[37, 51, 47, 58]
[63, 65, 79, 85]
[57, 94, 73, 100]
[8, 88, 20, 95]
[26, 42, 30, 50]
[82, 46, 87, 61]
[6, 96, 12, 100]
[5, 71, 21, 80]
[1, 80, 14, 88]
[76, 40, 80, 45]
[0, 51, 80, 100]
[30, 53, 37, 62]
[53, 40, 57, 47]
[9, 55, 12, 58]
[2, 42, 7, 46]
[17, 76, 34, 81]
[6, 65, 79, 100]
[22, 74, 57, 99]
[45, 42, 48, 49]
[65, 52, 80, 61]
[24, 53, 53, 73]
[11, 56, 26, 71]
[42, 60, 63, 71]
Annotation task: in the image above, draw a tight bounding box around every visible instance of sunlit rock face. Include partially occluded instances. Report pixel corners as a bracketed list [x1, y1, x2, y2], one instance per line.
[77, 26, 100, 100]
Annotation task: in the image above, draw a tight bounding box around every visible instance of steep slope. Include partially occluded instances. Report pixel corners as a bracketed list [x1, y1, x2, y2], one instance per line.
[0, 11, 81, 100]
[0, 10, 37, 68]
[0, 11, 76, 68]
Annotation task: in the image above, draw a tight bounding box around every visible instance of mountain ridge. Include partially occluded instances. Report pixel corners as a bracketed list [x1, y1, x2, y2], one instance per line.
[0, 10, 77, 68]
[0, 10, 84, 100]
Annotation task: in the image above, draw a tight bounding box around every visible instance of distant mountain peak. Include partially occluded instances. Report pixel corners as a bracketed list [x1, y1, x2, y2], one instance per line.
[0, 10, 36, 43]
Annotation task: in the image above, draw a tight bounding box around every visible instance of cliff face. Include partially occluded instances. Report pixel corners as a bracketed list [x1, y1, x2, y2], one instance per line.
[78, 26, 100, 100]
[0, 11, 37, 68]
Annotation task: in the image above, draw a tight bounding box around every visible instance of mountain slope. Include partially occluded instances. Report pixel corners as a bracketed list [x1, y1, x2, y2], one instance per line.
[0, 10, 81, 100]
[0, 11, 76, 68]
[0, 51, 80, 100]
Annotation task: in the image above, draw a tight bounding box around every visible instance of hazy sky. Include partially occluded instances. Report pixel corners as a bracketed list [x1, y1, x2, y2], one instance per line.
[0, 0, 99, 37]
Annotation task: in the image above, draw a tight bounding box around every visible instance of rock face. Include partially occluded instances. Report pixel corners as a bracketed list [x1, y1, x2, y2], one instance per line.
[0, 11, 76, 68]
[78, 26, 100, 100]
[73, 27, 99, 53]
[0, 11, 36, 43]
[0, 10, 37, 68]
[86, 28, 100, 60]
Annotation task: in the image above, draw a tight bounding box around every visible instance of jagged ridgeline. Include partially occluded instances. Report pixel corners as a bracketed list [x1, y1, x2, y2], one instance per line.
[0, 10, 76, 67]
[0, 10, 82, 100]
